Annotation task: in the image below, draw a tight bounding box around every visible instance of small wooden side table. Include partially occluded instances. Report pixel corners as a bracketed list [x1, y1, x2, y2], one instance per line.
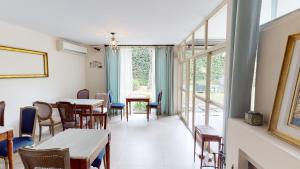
[194, 125, 222, 169]
[125, 96, 150, 122]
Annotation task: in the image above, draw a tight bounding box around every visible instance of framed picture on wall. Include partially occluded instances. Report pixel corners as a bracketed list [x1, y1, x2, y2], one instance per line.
[269, 33, 300, 147]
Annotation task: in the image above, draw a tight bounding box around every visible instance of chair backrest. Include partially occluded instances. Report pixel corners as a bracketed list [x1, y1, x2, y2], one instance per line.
[95, 93, 109, 108]
[0, 101, 5, 126]
[77, 89, 89, 99]
[18, 148, 71, 169]
[56, 102, 75, 124]
[33, 101, 53, 121]
[158, 91, 163, 104]
[19, 106, 37, 138]
[108, 91, 113, 104]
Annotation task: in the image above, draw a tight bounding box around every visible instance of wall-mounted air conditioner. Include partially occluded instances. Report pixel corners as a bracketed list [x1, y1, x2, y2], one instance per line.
[57, 39, 88, 55]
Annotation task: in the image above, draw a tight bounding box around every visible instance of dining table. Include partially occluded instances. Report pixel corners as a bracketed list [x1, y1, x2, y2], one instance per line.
[48, 99, 104, 128]
[126, 95, 151, 122]
[35, 129, 111, 169]
[0, 127, 14, 169]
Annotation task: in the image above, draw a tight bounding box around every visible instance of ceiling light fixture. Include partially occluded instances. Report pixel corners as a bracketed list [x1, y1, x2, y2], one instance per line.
[109, 32, 119, 52]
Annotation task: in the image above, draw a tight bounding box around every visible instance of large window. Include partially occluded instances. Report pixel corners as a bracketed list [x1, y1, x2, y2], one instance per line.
[210, 52, 225, 105]
[195, 56, 207, 98]
[119, 47, 155, 113]
[178, 2, 227, 136]
[260, 0, 300, 25]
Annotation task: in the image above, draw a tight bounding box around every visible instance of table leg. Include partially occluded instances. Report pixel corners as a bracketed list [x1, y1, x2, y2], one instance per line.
[105, 137, 111, 169]
[7, 133, 13, 169]
[194, 131, 196, 162]
[200, 139, 204, 169]
[80, 112, 83, 129]
[147, 101, 150, 122]
[126, 100, 129, 122]
[70, 159, 88, 169]
[129, 102, 132, 115]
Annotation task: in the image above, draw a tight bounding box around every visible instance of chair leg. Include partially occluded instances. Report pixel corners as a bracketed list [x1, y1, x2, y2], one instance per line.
[121, 109, 123, 120]
[103, 155, 107, 169]
[157, 107, 159, 119]
[49, 126, 52, 135]
[4, 157, 8, 169]
[51, 125, 55, 136]
[39, 125, 42, 141]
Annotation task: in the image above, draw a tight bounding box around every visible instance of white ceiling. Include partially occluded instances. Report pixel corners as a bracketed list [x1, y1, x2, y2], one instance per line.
[0, 0, 222, 45]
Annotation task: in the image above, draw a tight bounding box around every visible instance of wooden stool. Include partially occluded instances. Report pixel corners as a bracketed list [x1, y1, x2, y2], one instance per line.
[194, 125, 222, 169]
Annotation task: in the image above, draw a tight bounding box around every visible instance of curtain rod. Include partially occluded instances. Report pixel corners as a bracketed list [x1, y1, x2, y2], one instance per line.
[104, 44, 174, 47]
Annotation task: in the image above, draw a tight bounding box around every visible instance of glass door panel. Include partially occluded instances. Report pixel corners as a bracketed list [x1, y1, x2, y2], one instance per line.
[194, 98, 206, 127]
[188, 60, 194, 131]
[208, 104, 224, 135]
[195, 56, 207, 99]
[210, 52, 225, 105]
[181, 90, 187, 123]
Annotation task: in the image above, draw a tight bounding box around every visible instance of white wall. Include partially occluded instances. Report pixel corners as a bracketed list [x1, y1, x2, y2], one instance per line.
[227, 119, 300, 169]
[227, 9, 300, 169]
[255, 9, 300, 122]
[0, 20, 86, 132]
[86, 45, 107, 98]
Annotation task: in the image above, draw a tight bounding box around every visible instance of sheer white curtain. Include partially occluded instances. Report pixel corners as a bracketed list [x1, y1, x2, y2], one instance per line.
[150, 47, 156, 101]
[119, 47, 133, 103]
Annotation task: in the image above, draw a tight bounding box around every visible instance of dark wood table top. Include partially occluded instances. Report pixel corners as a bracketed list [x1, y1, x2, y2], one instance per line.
[126, 95, 150, 102]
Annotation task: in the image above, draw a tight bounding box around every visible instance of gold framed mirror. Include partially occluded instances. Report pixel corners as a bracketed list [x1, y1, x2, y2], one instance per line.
[0, 45, 48, 78]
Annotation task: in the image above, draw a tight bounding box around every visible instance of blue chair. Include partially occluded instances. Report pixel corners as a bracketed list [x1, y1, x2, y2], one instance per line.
[0, 106, 37, 168]
[90, 113, 108, 169]
[92, 148, 106, 169]
[108, 91, 125, 120]
[147, 91, 162, 119]
[0, 101, 5, 126]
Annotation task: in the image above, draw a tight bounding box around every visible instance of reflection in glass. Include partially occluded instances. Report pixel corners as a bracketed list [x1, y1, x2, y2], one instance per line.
[210, 52, 225, 105]
[195, 56, 207, 98]
[208, 104, 224, 135]
[208, 5, 227, 46]
[188, 90, 194, 130]
[181, 90, 187, 123]
[194, 26, 205, 55]
[277, 0, 300, 18]
[260, 0, 272, 24]
[182, 62, 187, 90]
[185, 35, 193, 58]
[194, 98, 205, 127]
[188, 60, 194, 130]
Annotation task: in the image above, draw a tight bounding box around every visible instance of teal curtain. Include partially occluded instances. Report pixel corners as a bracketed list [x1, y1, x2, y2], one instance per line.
[105, 47, 120, 103]
[224, 0, 261, 150]
[155, 46, 174, 115]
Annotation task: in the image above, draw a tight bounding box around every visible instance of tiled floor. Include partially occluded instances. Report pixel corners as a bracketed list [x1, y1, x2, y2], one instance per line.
[1, 114, 206, 169]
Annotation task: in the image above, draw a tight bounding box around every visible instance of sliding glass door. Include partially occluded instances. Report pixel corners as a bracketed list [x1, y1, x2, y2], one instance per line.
[177, 3, 227, 136]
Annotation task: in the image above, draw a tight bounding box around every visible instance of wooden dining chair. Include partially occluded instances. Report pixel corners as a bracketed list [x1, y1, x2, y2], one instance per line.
[57, 102, 77, 130]
[77, 89, 90, 99]
[0, 101, 5, 126]
[33, 101, 61, 141]
[0, 106, 37, 169]
[94, 93, 109, 113]
[19, 148, 71, 169]
[147, 91, 163, 119]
